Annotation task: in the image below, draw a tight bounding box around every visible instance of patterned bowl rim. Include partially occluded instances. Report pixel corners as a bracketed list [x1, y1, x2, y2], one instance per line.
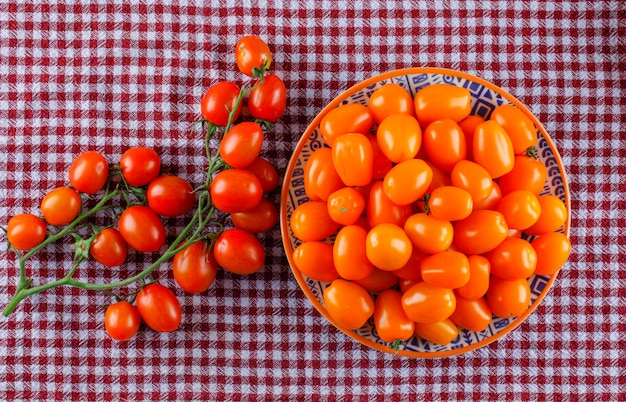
[279, 67, 571, 358]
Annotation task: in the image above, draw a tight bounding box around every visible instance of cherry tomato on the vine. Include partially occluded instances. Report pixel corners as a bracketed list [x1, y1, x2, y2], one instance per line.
[201, 81, 242, 127]
[69, 150, 109, 194]
[40, 186, 81, 225]
[220, 122, 264, 168]
[230, 197, 279, 233]
[331, 133, 374, 187]
[209, 169, 263, 213]
[119, 147, 160, 188]
[248, 74, 287, 123]
[368, 83, 415, 124]
[213, 228, 265, 275]
[90, 228, 127, 267]
[244, 156, 280, 194]
[104, 301, 141, 341]
[136, 283, 182, 332]
[7, 213, 47, 251]
[172, 241, 218, 294]
[414, 83, 471, 128]
[374, 289, 415, 345]
[118, 206, 166, 253]
[323, 279, 374, 331]
[320, 103, 373, 147]
[235, 35, 272, 77]
[147, 175, 196, 217]
[292, 241, 339, 282]
[376, 113, 422, 163]
[290, 200, 340, 242]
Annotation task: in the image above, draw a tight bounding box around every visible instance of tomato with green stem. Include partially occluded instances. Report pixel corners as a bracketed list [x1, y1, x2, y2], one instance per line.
[235, 35, 272, 77]
[6, 213, 47, 251]
[147, 175, 196, 217]
[374, 289, 415, 346]
[119, 147, 161, 188]
[40, 186, 82, 225]
[323, 279, 374, 331]
[209, 169, 263, 214]
[118, 206, 166, 253]
[213, 228, 265, 275]
[219, 122, 264, 168]
[201, 81, 242, 127]
[69, 150, 109, 194]
[136, 283, 182, 332]
[172, 241, 218, 294]
[104, 301, 141, 341]
[90, 228, 127, 267]
[248, 73, 287, 123]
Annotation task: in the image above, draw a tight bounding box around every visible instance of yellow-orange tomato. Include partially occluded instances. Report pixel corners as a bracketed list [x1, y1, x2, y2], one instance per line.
[323, 279, 374, 331]
[490, 104, 537, 154]
[290, 200, 340, 241]
[40, 186, 82, 225]
[373, 289, 415, 345]
[404, 212, 454, 255]
[496, 190, 541, 230]
[292, 241, 340, 282]
[473, 181, 502, 211]
[326, 187, 365, 226]
[456, 255, 491, 299]
[333, 225, 374, 281]
[414, 318, 459, 345]
[367, 181, 412, 228]
[304, 148, 344, 201]
[486, 277, 531, 318]
[428, 185, 473, 221]
[367, 134, 393, 180]
[420, 251, 471, 289]
[376, 113, 422, 163]
[450, 295, 493, 332]
[488, 237, 537, 280]
[450, 160, 494, 204]
[458, 114, 485, 160]
[319, 103, 373, 147]
[473, 120, 515, 178]
[401, 281, 456, 323]
[525, 195, 568, 235]
[383, 159, 433, 206]
[366, 224, 413, 271]
[332, 133, 374, 187]
[498, 154, 547, 195]
[414, 83, 472, 128]
[454, 210, 509, 255]
[531, 232, 571, 276]
[423, 119, 468, 173]
[353, 268, 399, 292]
[368, 83, 415, 124]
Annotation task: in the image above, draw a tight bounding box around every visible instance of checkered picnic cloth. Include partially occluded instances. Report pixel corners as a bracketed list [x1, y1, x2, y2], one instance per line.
[0, 1, 624, 400]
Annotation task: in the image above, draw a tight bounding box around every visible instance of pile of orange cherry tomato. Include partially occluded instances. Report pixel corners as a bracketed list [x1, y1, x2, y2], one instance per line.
[2, 36, 285, 342]
[290, 82, 571, 348]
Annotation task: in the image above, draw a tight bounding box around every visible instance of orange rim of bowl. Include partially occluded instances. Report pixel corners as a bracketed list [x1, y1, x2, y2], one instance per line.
[280, 67, 571, 358]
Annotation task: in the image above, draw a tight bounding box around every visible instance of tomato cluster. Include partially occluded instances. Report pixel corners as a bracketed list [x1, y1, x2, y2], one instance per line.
[291, 82, 570, 349]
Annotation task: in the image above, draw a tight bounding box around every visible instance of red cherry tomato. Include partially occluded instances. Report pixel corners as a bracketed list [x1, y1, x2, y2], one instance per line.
[213, 228, 265, 275]
[230, 197, 279, 233]
[401, 281, 456, 323]
[303, 147, 344, 201]
[119, 147, 160, 187]
[90, 228, 127, 267]
[7, 213, 47, 250]
[333, 225, 374, 280]
[292, 241, 339, 282]
[172, 241, 218, 294]
[323, 279, 374, 331]
[490, 104, 537, 154]
[40, 186, 82, 225]
[374, 289, 415, 345]
[136, 283, 182, 332]
[331, 133, 374, 187]
[118, 206, 166, 253]
[376, 113, 422, 163]
[383, 159, 432, 206]
[147, 175, 195, 217]
[69, 150, 109, 194]
[423, 119, 467, 173]
[454, 210, 509, 255]
[368, 83, 415, 124]
[104, 301, 141, 341]
[414, 83, 471, 128]
[235, 35, 272, 77]
[473, 120, 515, 178]
[220, 122, 264, 168]
[319, 103, 373, 147]
[201, 81, 242, 126]
[209, 169, 263, 213]
[290, 200, 340, 242]
[248, 74, 287, 122]
[244, 157, 280, 194]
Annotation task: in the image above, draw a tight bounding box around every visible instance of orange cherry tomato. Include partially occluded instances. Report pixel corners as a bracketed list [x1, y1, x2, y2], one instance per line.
[423, 119, 467, 173]
[473, 120, 515, 178]
[383, 159, 432, 206]
[427, 185, 473, 221]
[401, 281, 456, 323]
[450, 160, 494, 204]
[424, 162, 452, 194]
[414, 83, 471, 128]
[399, 278, 422, 293]
[290, 200, 340, 242]
[292, 241, 339, 282]
[333, 225, 374, 280]
[332, 133, 374, 187]
[498, 154, 547, 195]
[366, 223, 413, 271]
[403, 213, 453, 255]
[458, 114, 485, 160]
[473, 180, 502, 211]
[525, 195, 568, 235]
[414, 318, 459, 345]
[454, 210, 509, 255]
[326, 187, 365, 226]
[373, 289, 415, 345]
[496, 190, 541, 230]
[391, 249, 426, 280]
[490, 104, 537, 154]
[304, 147, 344, 201]
[376, 113, 422, 163]
[531, 232, 571, 276]
[456, 255, 491, 299]
[488, 237, 537, 280]
[367, 134, 393, 180]
[320, 103, 373, 147]
[323, 279, 374, 331]
[450, 295, 493, 332]
[367, 181, 412, 228]
[368, 83, 415, 124]
[486, 277, 531, 318]
[353, 268, 399, 292]
[420, 251, 470, 289]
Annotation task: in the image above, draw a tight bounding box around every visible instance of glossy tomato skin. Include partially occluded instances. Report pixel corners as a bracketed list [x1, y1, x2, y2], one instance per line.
[319, 103, 373, 147]
[496, 190, 541, 230]
[40, 186, 81, 225]
[486, 277, 531, 318]
[488, 237, 537, 280]
[367, 134, 393, 180]
[118, 206, 166, 253]
[235, 35, 272, 76]
[220, 122, 264, 168]
[326, 187, 365, 226]
[69, 151, 109, 194]
[374, 289, 415, 344]
[456, 255, 490, 299]
[304, 148, 344, 201]
[383, 159, 432, 206]
[420, 251, 470, 289]
[392, 249, 426, 281]
[290, 200, 340, 242]
[376, 113, 422, 163]
[473, 120, 515, 178]
[473, 181, 503, 211]
[531, 232, 571, 276]
[201, 81, 242, 126]
[147, 175, 195, 217]
[403, 213, 453, 255]
[230, 197, 279, 233]
[331, 133, 374, 187]
[414, 318, 459, 345]
[209, 169, 263, 213]
[454, 210, 509, 255]
[7, 213, 47, 250]
[427, 185, 473, 221]
[414, 84, 471, 128]
[353, 268, 399, 292]
[368, 83, 415, 124]
[104, 301, 141, 341]
[450, 160, 494, 204]
[458, 114, 485, 160]
[90, 228, 127, 267]
[423, 119, 467, 173]
[323, 279, 374, 331]
[172, 241, 218, 294]
[136, 283, 182, 332]
[292, 241, 339, 282]
[490, 104, 536, 154]
[367, 181, 412, 228]
[244, 157, 280, 194]
[119, 147, 160, 187]
[366, 224, 413, 271]
[248, 74, 287, 122]
[525, 195, 568, 235]
[401, 281, 456, 323]
[213, 228, 265, 275]
[333, 225, 374, 280]
[498, 155, 547, 196]
[449, 295, 493, 332]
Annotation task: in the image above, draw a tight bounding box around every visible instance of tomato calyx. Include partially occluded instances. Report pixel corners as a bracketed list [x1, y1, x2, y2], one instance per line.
[388, 339, 406, 354]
